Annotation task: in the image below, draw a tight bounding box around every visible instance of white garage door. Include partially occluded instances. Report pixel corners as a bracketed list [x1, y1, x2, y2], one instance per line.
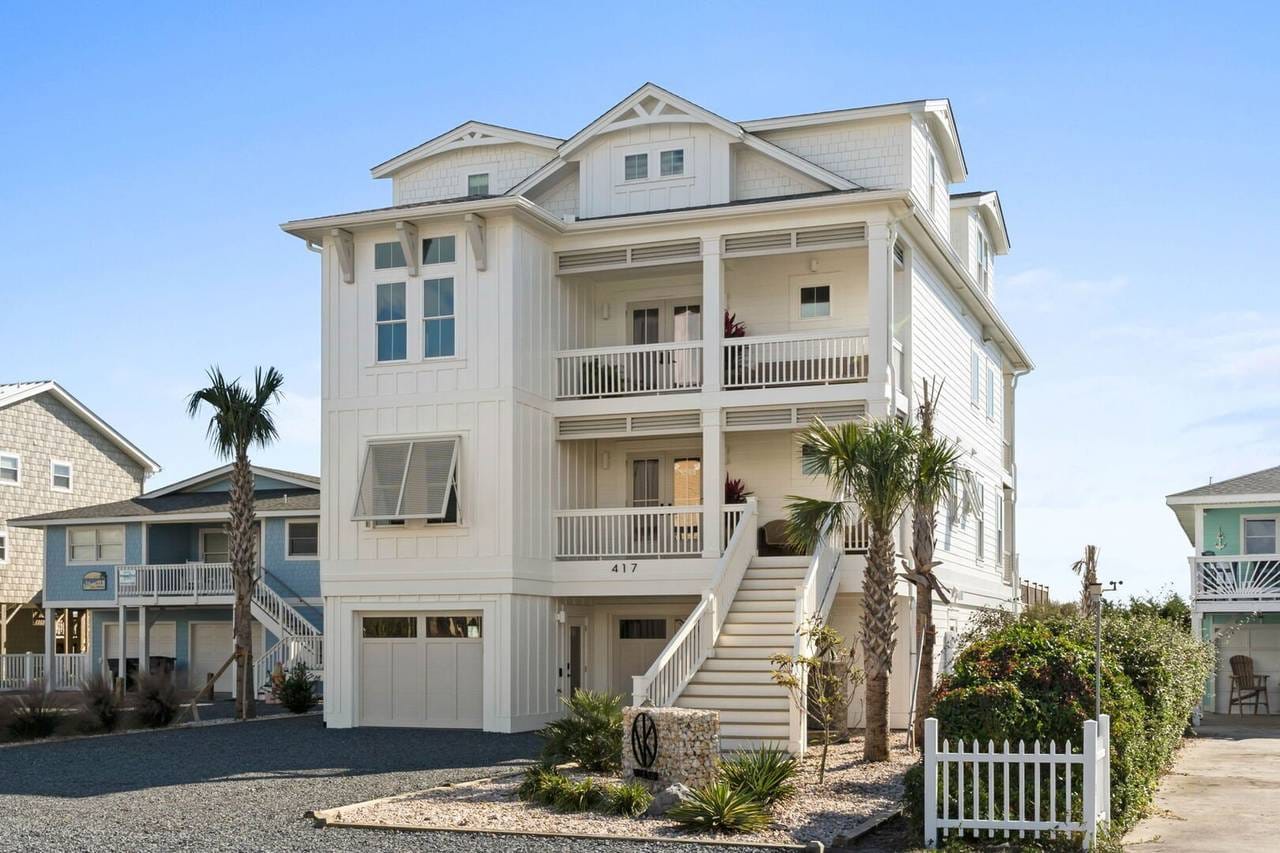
[104, 622, 177, 659]
[1216, 624, 1280, 712]
[359, 614, 483, 728]
[188, 622, 265, 693]
[612, 617, 678, 696]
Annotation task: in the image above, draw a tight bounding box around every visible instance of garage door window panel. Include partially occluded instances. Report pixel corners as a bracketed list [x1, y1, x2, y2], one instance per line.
[353, 437, 460, 522]
[425, 615, 482, 639]
[362, 616, 418, 638]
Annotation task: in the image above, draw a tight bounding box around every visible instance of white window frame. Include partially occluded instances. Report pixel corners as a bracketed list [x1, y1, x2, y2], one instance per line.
[423, 277, 457, 360]
[928, 153, 938, 215]
[976, 227, 992, 293]
[421, 234, 457, 266]
[0, 452, 19, 487]
[66, 525, 126, 565]
[985, 365, 996, 420]
[373, 240, 406, 271]
[375, 281, 408, 364]
[466, 172, 490, 196]
[353, 435, 462, 523]
[659, 148, 684, 177]
[624, 152, 648, 181]
[0, 529, 8, 564]
[975, 481, 986, 562]
[1242, 515, 1280, 556]
[285, 519, 320, 560]
[51, 459, 73, 492]
[796, 282, 833, 321]
[995, 493, 1005, 568]
[970, 347, 981, 407]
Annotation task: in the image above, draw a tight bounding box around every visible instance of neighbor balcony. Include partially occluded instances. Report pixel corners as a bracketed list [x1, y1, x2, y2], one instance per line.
[1192, 555, 1280, 602]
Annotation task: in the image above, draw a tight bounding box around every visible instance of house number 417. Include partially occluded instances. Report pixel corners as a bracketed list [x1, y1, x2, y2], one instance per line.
[610, 562, 638, 573]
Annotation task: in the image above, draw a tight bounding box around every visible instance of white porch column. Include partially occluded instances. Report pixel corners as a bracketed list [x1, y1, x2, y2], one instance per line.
[117, 603, 126, 689]
[1191, 607, 1206, 722]
[866, 220, 896, 412]
[701, 237, 723, 393]
[138, 605, 149, 679]
[43, 607, 54, 690]
[702, 409, 725, 558]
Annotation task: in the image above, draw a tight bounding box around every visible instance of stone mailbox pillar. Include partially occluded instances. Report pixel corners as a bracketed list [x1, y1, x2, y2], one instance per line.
[622, 706, 719, 790]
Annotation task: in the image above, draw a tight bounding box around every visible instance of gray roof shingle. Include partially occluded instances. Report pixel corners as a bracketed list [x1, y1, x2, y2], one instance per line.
[1168, 464, 1280, 499]
[10, 488, 319, 525]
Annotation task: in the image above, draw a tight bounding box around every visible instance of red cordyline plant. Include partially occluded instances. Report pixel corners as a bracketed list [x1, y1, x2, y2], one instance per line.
[723, 311, 746, 338]
[724, 476, 751, 504]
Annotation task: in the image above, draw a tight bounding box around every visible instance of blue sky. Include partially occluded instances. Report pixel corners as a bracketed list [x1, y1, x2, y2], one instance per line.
[4, 2, 1278, 600]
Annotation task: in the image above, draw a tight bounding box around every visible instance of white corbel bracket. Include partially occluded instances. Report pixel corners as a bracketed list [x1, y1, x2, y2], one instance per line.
[464, 213, 487, 272]
[395, 221, 419, 276]
[330, 227, 355, 284]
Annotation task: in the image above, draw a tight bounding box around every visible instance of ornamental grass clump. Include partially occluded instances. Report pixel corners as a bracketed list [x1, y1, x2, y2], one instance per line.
[77, 673, 122, 732]
[604, 781, 653, 817]
[2, 683, 66, 740]
[539, 690, 624, 771]
[717, 746, 799, 808]
[134, 671, 180, 728]
[553, 778, 606, 812]
[667, 782, 771, 834]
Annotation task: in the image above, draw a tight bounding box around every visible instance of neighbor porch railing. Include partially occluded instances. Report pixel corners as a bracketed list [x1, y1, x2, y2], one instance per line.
[117, 562, 234, 597]
[554, 505, 705, 559]
[556, 341, 703, 399]
[631, 498, 758, 707]
[923, 715, 1111, 849]
[722, 329, 868, 389]
[0, 652, 91, 691]
[1191, 555, 1280, 600]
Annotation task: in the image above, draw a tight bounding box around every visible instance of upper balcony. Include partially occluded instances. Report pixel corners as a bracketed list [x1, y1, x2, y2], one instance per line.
[1191, 555, 1280, 604]
[554, 238, 879, 403]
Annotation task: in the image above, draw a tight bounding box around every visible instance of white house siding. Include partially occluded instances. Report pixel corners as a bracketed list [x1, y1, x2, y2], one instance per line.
[0, 394, 145, 606]
[725, 248, 869, 337]
[392, 143, 554, 205]
[910, 122, 954, 244]
[906, 249, 1012, 605]
[730, 147, 826, 201]
[755, 117, 910, 189]
[573, 123, 734, 219]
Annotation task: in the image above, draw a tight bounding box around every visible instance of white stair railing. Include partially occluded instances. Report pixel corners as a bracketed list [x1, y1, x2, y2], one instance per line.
[253, 635, 324, 693]
[251, 579, 320, 641]
[631, 498, 758, 707]
[788, 526, 843, 753]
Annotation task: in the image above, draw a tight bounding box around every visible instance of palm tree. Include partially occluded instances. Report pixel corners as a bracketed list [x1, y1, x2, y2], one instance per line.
[904, 379, 963, 749]
[1071, 545, 1099, 613]
[187, 366, 285, 719]
[786, 416, 919, 761]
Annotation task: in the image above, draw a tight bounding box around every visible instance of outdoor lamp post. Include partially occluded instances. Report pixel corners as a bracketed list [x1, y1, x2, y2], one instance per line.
[1091, 580, 1123, 720]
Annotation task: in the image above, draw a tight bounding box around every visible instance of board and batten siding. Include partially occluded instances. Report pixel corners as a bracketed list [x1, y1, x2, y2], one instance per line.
[907, 249, 1010, 602]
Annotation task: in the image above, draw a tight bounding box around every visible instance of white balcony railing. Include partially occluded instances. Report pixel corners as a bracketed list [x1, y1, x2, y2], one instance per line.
[1192, 555, 1280, 600]
[556, 341, 703, 399]
[723, 329, 868, 389]
[555, 505, 705, 559]
[843, 516, 871, 552]
[117, 563, 234, 598]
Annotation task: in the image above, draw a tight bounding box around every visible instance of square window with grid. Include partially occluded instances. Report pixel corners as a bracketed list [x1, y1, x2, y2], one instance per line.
[52, 462, 72, 491]
[287, 521, 318, 557]
[424, 277, 455, 358]
[422, 235, 456, 265]
[374, 241, 406, 270]
[624, 153, 648, 181]
[467, 173, 489, 195]
[69, 526, 124, 563]
[0, 454, 18, 484]
[799, 285, 831, 319]
[659, 149, 684, 176]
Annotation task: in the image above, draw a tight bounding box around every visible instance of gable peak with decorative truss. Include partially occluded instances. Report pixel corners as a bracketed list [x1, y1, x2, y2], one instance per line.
[370, 120, 562, 179]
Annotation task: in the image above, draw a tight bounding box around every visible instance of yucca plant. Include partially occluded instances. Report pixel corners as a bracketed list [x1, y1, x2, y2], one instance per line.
[604, 781, 653, 817]
[539, 689, 623, 771]
[668, 782, 771, 833]
[553, 778, 606, 813]
[717, 745, 799, 808]
[78, 672, 122, 732]
[3, 683, 65, 740]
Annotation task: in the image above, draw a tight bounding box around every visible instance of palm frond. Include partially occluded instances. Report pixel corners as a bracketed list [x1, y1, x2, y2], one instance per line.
[913, 433, 964, 507]
[186, 365, 285, 459]
[784, 497, 850, 552]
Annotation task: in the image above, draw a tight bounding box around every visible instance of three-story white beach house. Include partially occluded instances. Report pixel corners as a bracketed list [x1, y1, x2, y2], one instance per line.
[282, 84, 1031, 748]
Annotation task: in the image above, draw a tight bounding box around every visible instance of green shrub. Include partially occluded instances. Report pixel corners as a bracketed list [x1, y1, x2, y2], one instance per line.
[134, 671, 180, 728]
[667, 782, 771, 834]
[3, 683, 65, 740]
[717, 746, 799, 808]
[907, 610, 1212, 836]
[271, 660, 319, 713]
[539, 690, 624, 771]
[553, 778, 606, 812]
[78, 673, 122, 732]
[604, 781, 653, 817]
[516, 765, 560, 802]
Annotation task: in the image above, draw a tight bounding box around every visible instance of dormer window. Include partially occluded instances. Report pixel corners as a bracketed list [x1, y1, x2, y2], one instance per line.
[976, 230, 992, 294]
[660, 149, 684, 177]
[624, 153, 648, 181]
[467, 173, 489, 196]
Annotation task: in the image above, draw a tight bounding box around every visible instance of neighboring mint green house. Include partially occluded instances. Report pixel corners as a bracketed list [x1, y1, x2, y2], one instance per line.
[1168, 464, 1280, 714]
[10, 464, 320, 697]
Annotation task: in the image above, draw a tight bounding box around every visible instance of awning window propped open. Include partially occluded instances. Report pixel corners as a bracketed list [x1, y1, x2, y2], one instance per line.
[353, 437, 459, 521]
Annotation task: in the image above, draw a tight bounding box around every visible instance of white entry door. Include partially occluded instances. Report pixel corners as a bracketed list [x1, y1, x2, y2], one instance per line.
[359, 614, 483, 728]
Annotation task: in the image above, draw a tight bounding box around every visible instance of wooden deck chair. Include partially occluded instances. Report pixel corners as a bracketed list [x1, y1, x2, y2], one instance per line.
[1229, 655, 1270, 715]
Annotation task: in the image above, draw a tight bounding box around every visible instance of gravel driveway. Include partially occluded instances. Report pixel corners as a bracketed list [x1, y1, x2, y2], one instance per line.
[0, 715, 782, 852]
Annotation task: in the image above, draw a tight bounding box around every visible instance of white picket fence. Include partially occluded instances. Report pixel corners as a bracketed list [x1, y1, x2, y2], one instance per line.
[924, 715, 1111, 849]
[0, 652, 92, 691]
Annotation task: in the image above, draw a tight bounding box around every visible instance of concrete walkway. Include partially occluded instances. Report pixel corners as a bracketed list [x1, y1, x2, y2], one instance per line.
[1126, 714, 1280, 851]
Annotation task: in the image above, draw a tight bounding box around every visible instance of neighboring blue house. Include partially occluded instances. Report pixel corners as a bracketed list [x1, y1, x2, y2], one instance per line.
[12, 464, 320, 696]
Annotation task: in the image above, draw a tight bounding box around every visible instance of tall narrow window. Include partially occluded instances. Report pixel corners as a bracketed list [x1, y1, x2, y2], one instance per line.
[374, 241, 406, 270]
[975, 482, 986, 561]
[970, 349, 981, 406]
[985, 366, 996, 419]
[0, 531, 7, 563]
[422, 235, 456, 265]
[51, 461, 72, 491]
[995, 495, 1006, 568]
[423, 277, 456, 358]
[624, 153, 648, 181]
[928, 154, 938, 214]
[659, 149, 684, 177]
[376, 282, 407, 362]
[976, 230, 991, 293]
[0, 453, 18, 485]
[467, 173, 489, 195]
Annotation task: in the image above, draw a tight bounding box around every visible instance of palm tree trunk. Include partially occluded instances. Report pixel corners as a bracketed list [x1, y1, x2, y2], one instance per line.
[229, 449, 257, 720]
[912, 502, 937, 749]
[861, 525, 897, 761]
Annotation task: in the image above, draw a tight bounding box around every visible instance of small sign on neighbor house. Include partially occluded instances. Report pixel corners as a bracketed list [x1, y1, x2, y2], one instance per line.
[82, 571, 107, 591]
